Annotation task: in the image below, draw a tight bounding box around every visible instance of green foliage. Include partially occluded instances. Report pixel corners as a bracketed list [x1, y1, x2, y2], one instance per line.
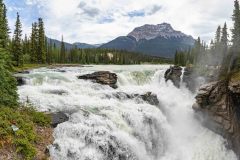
[0, 107, 50, 159]
[12, 12, 23, 67]
[0, 48, 18, 108]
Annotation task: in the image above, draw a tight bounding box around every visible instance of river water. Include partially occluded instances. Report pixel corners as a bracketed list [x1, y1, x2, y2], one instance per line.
[18, 65, 237, 160]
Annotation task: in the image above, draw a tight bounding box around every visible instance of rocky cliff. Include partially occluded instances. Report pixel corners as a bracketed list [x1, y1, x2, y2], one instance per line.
[193, 79, 240, 158]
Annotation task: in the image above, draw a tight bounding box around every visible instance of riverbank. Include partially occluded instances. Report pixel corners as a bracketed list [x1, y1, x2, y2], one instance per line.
[0, 106, 53, 160]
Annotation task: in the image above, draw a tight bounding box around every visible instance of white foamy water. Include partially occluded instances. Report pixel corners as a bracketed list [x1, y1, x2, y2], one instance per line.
[18, 65, 237, 160]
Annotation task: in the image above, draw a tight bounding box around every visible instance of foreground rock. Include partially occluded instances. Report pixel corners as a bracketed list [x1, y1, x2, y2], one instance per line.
[164, 66, 182, 88]
[78, 71, 118, 89]
[50, 112, 69, 128]
[15, 76, 26, 86]
[112, 92, 159, 106]
[193, 80, 240, 158]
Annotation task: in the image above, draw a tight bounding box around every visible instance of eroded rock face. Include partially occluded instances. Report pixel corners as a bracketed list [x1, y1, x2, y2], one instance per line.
[193, 80, 240, 158]
[78, 71, 118, 89]
[164, 66, 182, 88]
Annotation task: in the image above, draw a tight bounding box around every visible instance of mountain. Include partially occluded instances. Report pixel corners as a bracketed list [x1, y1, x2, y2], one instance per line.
[100, 23, 195, 58]
[72, 42, 96, 49]
[47, 38, 97, 50]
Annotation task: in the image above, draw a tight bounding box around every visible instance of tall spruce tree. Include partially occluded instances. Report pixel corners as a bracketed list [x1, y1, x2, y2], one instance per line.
[230, 0, 240, 70]
[221, 23, 228, 54]
[30, 22, 38, 63]
[38, 18, 46, 63]
[0, 1, 9, 48]
[60, 35, 65, 63]
[12, 13, 23, 66]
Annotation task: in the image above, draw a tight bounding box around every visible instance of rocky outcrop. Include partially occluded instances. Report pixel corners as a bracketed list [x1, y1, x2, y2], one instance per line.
[111, 92, 159, 106]
[78, 71, 118, 89]
[15, 76, 26, 86]
[193, 80, 240, 158]
[182, 67, 197, 92]
[164, 66, 182, 88]
[50, 112, 69, 128]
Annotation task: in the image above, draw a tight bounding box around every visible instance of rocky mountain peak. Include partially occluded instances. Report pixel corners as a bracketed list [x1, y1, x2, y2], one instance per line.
[128, 23, 189, 41]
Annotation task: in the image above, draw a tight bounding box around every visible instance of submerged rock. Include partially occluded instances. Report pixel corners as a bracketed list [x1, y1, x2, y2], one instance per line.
[164, 66, 182, 88]
[15, 76, 26, 86]
[78, 71, 118, 89]
[112, 92, 159, 106]
[193, 80, 240, 158]
[50, 112, 69, 128]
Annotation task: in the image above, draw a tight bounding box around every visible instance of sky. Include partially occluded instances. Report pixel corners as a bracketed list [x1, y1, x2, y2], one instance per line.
[5, 0, 234, 44]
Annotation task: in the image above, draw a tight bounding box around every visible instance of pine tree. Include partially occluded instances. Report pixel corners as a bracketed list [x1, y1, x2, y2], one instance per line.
[12, 13, 23, 66]
[232, 0, 240, 50]
[38, 18, 46, 63]
[215, 26, 221, 44]
[221, 22, 228, 55]
[60, 35, 65, 63]
[0, 1, 9, 48]
[30, 22, 38, 63]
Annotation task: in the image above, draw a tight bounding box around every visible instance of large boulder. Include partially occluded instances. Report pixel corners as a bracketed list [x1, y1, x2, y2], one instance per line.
[50, 112, 69, 128]
[193, 80, 240, 157]
[164, 66, 182, 88]
[15, 76, 26, 86]
[78, 71, 118, 89]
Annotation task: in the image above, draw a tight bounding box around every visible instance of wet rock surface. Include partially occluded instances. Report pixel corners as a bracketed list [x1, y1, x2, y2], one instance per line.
[15, 76, 26, 86]
[50, 112, 69, 128]
[164, 66, 182, 88]
[112, 92, 159, 106]
[78, 71, 118, 89]
[193, 80, 240, 158]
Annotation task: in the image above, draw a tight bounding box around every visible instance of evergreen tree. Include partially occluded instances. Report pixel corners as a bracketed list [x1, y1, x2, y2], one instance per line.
[215, 26, 221, 44]
[0, 1, 9, 48]
[38, 18, 46, 63]
[12, 13, 23, 66]
[30, 22, 38, 63]
[60, 35, 65, 63]
[221, 22, 228, 55]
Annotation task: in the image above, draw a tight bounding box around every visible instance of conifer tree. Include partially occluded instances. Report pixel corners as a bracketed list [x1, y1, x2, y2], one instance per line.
[0, 1, 9, 48]
[12, 13, 23, 66]
[60, 35, 65, 63]
[38, 18, 46, 63]
[30, 22, 38, 63]
[221, 22, 228, 54]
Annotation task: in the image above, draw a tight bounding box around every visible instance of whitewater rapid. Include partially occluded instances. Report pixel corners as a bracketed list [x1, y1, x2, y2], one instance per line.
[18, 65, 237, 160]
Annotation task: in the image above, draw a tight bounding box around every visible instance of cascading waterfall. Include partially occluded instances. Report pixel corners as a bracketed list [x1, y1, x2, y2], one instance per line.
[18, 65, 237, 160]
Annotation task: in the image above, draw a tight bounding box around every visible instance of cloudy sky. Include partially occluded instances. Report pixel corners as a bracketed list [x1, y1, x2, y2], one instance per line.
[5, 0, 234, 44]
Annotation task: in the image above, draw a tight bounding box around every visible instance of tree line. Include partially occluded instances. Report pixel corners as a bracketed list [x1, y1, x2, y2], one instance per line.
[174, 0, 240, 78]
[0, 5, 170, 67]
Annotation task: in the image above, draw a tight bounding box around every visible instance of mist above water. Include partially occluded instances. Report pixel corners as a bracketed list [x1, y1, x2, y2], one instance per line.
[18, 65, 237, 160]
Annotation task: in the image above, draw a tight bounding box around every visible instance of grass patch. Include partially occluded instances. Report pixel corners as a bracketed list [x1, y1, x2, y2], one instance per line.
[0, 106, 51, 160]
[13, 64, 47, 73]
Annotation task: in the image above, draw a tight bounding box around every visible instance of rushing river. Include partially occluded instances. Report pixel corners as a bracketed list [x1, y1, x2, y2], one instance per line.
[18, 65, 237, 160]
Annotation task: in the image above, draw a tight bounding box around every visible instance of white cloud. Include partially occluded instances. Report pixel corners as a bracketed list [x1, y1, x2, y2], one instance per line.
[21, 0, 234, 44]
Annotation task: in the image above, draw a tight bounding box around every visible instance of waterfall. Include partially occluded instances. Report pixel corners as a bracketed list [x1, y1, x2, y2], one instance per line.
[18, 65, 237, 160]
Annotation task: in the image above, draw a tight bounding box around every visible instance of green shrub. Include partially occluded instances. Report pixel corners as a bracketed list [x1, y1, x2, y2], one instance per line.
[0, 49, 18, 107]
[0, 106, 51, 159]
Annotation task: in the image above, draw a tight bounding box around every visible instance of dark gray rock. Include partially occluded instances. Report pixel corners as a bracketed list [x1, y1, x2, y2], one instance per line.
[113, 92, 159, 106]
[164, 66, 182, 88]
[78, 71, 118, 89]
[50, 112, 69, 128]
[17, 70, 30, 74]
[140, 92, 159, 106]
[15, 76, 26, 86]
